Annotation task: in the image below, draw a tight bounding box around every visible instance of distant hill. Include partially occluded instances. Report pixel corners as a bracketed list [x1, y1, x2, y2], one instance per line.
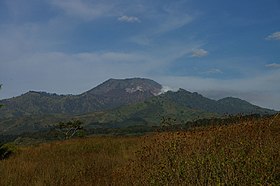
[0, 78, 276, 135]
[163, 89, 273, 115]
[89, 89, 274, 128]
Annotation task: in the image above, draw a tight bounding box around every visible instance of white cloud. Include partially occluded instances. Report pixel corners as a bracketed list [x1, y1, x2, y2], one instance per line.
[266, 31, 280, 41]
[158, 86, 178, 95]
[265, 63, 280, 68]
[118, 15, 140, 23]
[191, 49, 209, 57]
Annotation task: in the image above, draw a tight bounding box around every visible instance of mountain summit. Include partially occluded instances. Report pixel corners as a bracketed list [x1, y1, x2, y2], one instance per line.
[0, 78, 162, 118]
[84, 78, 162, 96]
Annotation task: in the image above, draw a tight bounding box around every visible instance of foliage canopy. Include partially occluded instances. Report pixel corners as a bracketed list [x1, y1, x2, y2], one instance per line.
[55, 120, 84, 140]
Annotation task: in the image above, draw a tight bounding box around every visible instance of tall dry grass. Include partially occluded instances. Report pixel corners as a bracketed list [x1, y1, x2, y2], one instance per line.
[0, 115, 279, 185]
[115, 115, 280, 185]
[0, 136, 140, 185]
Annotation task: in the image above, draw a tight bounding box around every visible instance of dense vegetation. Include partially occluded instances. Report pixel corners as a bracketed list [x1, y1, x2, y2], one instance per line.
[0, 114, 279, 185]
[0, 91, 275, 136]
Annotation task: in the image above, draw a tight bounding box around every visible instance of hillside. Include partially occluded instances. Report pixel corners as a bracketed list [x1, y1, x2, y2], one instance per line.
[0, 78, 162, 119]
[0, 78, 276, 135]
[0, 89, 276, 135]
[0, 114, 279, 185]
[163, 89, 273, 115]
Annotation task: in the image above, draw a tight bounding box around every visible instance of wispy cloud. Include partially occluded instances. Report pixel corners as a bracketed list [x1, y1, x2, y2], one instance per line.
[191, 49, 209, 57]
[129, 2, 196, 46]
[266, 31, 280, 41]
[118, 15, 140, 23]
[50, 0, 116, 21]
[155, 13, 193, 35]
[265, 63, 280, 68]
[206, 68, 223, 74]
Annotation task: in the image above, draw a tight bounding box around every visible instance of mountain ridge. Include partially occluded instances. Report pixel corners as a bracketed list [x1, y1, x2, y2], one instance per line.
[0, 78, 162, 119]
[0, 77, 277, 135]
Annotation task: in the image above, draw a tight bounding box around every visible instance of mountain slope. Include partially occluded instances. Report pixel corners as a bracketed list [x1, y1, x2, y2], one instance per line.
[0, 88, 276, 135]
[0, 91, 218, 135]
[0, 78, 162, 119]
[83, 94, 217, 128]
[85, 78, 161, 96]
[217, 97, 271, 115]
[163, 89, 273, 115]
[93, 89, 274, 128]
[0, 78, 277, 135]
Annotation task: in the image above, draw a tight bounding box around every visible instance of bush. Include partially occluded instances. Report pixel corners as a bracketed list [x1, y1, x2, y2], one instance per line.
[0, 143, 17, 160]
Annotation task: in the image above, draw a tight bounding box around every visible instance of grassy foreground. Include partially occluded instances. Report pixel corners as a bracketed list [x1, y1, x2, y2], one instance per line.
[0, 115, 279, 185]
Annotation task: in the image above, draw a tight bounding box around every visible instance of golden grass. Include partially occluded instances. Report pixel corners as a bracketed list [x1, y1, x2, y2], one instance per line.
[0, 115, 279, 185]
[0, 136, 140, 185]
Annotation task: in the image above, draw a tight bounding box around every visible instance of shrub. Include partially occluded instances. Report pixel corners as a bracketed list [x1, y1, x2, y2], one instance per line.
[0, 143, 17, 160]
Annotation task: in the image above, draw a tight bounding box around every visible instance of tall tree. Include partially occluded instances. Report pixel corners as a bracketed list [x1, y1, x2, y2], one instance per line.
[54, 120, 84, 140]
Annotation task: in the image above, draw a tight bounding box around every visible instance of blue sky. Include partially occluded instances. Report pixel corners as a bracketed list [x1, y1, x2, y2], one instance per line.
[0, 0, 280, 110]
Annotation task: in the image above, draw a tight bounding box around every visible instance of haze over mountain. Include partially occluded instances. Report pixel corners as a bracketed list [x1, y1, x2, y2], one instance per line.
[0, 0, 280, 111]
[0, 78, 276, 135]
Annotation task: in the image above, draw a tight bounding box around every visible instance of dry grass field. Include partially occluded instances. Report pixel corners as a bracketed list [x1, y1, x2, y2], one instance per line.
[0, 114, 279, 185]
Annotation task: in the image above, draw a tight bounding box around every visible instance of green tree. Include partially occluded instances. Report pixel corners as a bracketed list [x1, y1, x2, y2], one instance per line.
[55, 120, 84, 140]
